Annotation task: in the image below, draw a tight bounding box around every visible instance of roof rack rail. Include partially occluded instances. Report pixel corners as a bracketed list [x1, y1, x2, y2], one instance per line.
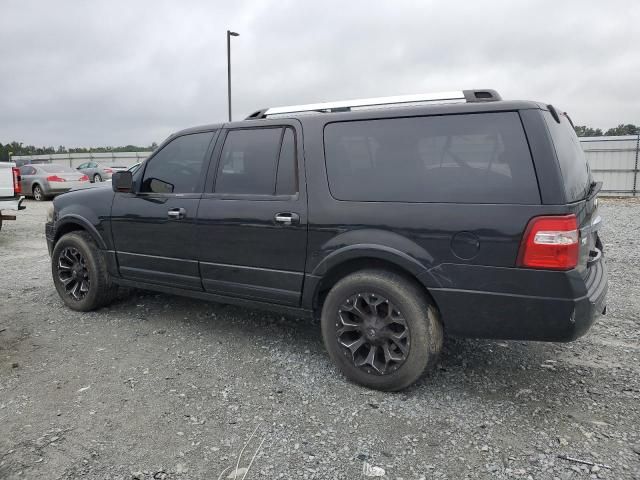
[245, 89, 501, 120]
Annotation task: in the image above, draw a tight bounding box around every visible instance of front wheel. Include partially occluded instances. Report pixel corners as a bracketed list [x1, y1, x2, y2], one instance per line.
[321, 270, 443, 391]
[51, 231, 118, 311]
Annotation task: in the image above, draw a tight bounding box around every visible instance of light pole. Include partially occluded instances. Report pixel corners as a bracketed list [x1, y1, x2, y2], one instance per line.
[227, 30, 239, 122]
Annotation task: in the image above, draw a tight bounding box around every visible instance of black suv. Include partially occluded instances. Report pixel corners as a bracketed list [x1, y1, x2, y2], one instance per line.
[46, 89, 607, 391]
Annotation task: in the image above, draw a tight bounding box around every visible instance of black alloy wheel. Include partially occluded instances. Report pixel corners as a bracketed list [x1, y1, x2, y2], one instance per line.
[56, 246, 90, 301]
[321, 269, 443, 391]
[336, 292, 410, 375]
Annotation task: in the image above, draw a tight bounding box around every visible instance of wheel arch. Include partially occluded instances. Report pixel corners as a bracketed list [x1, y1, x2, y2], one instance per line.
[54, 216, 108, 250]
[306, 248, 441, 317]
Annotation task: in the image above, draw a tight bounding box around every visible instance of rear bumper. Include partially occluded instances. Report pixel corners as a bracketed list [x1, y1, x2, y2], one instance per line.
[428, 260, 608, 342]
[0, 196, 26, 212]
[47, 185, 78, 194]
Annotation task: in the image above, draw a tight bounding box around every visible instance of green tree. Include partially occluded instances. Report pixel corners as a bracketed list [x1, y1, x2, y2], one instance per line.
[604, 124, 639, 136]
[574, 125, 603, 137]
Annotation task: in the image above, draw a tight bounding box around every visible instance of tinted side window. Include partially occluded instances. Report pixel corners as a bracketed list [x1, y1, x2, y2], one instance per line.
[140, 132, 214, 194]
[324, 112, 539, 204]
[215, 128, 283, 195]
[276, 128, 297, 195]
[543, 111, 591, 202]
[20, 166, 35, 175]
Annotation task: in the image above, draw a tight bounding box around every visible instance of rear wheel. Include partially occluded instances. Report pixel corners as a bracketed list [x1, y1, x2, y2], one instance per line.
[51, 231, 118, 311]
[321, 269, 443, 391]
[93, 174, 102, 183]
[33, 184, 45, 201]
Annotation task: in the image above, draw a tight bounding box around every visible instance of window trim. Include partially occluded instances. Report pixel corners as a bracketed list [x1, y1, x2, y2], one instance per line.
[275, 127, 299, 196]
[135, 130, 218, 197]
[209, 125, 300, 200]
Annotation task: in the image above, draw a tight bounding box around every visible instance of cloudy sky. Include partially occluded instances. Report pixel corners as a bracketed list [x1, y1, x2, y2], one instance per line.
[1, 0, 638, 147]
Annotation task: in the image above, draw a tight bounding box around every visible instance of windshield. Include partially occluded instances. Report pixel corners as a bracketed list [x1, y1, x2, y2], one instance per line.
[543, 110, 592, 202]
[39, 164, 77, 173]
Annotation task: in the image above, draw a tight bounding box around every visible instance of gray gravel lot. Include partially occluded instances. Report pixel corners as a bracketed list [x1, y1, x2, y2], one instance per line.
[1, 199, 639, 480]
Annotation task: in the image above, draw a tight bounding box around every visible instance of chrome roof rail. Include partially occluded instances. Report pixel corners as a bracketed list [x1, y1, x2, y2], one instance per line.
[245, 89, 501, 119]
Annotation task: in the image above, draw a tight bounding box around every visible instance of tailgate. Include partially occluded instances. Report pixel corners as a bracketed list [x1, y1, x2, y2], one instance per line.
[0, 162, 16, 198]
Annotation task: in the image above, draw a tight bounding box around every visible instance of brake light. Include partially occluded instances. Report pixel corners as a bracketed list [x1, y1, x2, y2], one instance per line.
[104, 168, 113, 173]
[517, 215, 579, 270]
[47, 175, 66, 182]
[79, 175, 89, 182]
[12, 167, 22, 194]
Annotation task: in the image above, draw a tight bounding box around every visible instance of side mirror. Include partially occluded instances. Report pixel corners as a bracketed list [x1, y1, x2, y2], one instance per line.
[112, 171, 133, 193]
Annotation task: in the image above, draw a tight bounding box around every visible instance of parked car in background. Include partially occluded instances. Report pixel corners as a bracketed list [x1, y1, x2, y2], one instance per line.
[76, 162, 118, 182]
[46, 89, 607, 391]
[86, 162, 143, 189]
[0, 161, 25, 231]
[20, 164, 88, 201]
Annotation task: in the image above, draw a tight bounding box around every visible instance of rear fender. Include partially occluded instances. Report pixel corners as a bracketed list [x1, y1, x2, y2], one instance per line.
[304, 229, 441, 308]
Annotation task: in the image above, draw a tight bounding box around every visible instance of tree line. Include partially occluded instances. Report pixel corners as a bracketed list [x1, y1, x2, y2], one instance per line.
[0, 141, 158, 162]
[573, 124, 639, 137]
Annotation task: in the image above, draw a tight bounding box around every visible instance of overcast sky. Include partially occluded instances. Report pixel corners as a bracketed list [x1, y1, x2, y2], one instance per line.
[1, 0, 638, 147]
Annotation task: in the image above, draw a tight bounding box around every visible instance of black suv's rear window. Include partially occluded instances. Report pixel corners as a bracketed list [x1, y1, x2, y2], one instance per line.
[324, 112, 539, 204]
[542, 110, 591, 202]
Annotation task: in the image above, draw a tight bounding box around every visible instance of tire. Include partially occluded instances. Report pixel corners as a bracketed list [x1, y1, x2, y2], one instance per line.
[51, 231, 118, 311]
[33, 184, 46, 201]
[93, 174, 102, 183]
[321, 269, 443, 391]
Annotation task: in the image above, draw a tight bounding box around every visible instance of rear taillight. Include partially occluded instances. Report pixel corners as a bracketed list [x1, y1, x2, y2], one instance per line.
[104, 168, 113, 173]
[47, 175, 66, 182]
[79, 175, 89, 181]
[517, 214, 579, 270]
[12, 167, 22, 195]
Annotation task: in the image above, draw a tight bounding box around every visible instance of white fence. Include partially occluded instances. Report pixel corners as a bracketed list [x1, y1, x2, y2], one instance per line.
[581, 135, 639, 196]
[11, 151, 152, 169]
[10, 134, 640, 196]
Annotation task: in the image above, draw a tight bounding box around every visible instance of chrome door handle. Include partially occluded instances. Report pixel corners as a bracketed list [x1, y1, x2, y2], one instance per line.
[168, 208, 186, 220]
[274, 212, 299, 225]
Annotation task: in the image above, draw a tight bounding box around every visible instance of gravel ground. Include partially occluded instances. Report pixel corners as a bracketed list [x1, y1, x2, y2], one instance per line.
[0, 198, 639, 480]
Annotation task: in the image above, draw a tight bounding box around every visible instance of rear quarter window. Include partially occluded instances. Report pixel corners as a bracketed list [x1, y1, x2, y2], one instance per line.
[323, 112, 540, 204]
[542, 110, 591, 202]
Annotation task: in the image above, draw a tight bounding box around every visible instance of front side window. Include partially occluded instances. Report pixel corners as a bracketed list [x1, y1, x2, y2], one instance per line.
[324, 112, 539, 204]
[215, 127, 297, 195]
[140, 131, 214, 194]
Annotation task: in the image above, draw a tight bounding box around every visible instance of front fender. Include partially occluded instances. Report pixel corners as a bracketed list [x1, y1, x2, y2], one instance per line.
[52, 187, 115, 250]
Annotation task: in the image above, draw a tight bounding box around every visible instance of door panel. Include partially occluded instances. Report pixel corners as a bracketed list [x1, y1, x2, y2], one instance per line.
[111, 194, 202, 289]
[196, 121, 308, 306]
[197, 198, 307, 304]
[110, 130, 217, 290]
